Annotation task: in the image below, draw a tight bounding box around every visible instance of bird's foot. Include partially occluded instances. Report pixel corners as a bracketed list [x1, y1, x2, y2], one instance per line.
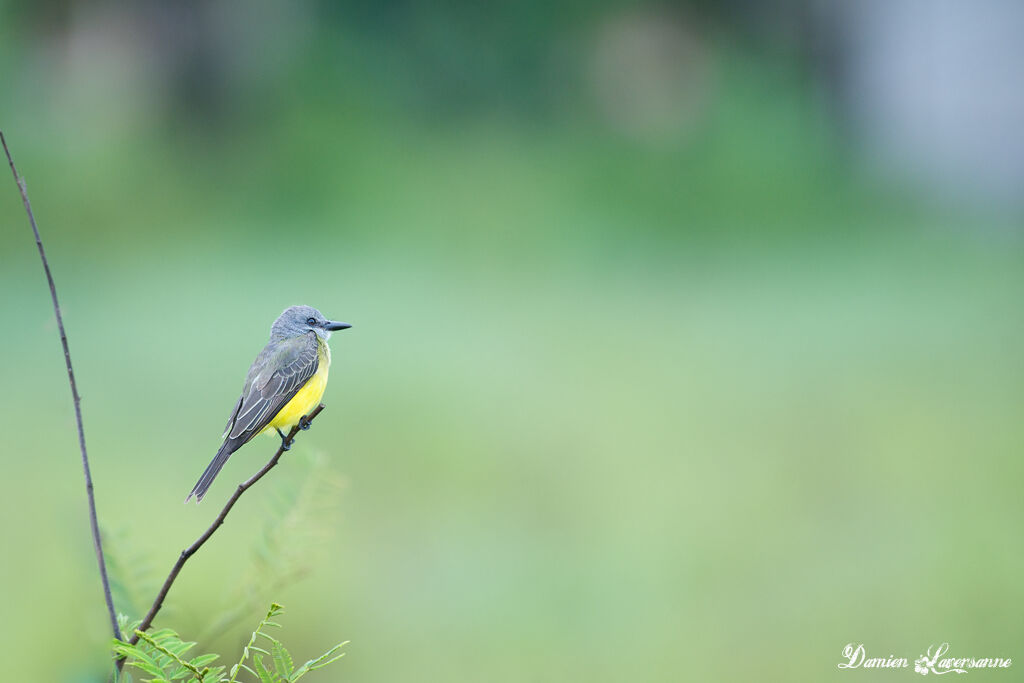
[276, 428, 294, 451]
[299, 415, 313, 431]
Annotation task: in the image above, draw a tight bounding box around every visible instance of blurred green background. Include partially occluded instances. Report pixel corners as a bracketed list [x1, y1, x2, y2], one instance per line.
[2, 1, 1023, 681]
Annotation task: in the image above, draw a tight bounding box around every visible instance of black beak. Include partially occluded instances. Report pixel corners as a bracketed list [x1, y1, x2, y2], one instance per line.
[325, 320, 352, 331]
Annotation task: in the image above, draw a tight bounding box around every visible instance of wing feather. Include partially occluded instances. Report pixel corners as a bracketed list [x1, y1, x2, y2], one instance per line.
[222, 395, 244, 438]
[225, 332, 320, 442]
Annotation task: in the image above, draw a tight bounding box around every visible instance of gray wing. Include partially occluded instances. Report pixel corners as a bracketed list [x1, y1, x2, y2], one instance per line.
[222, 395, 244, 437]
[222, 332, 320, 444]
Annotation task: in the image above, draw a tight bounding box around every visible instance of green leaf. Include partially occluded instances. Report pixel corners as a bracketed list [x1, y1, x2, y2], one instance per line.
[292, 642, 348, 680]
[128, 659, 165, 678]
[190, 654, 220, 668]
[257, 632, 282, 646]
[148, 629, 178, 640]
[271, 641, 294, 678]
[125, 645, 162, 670]
[167, 665, 189, 680]
[230, 603, 291, 682]
[254, 654, 282, 683]
[111, 643, 147, 661]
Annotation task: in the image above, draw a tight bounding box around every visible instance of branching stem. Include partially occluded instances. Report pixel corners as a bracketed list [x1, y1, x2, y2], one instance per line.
[121, 404, 325, 664]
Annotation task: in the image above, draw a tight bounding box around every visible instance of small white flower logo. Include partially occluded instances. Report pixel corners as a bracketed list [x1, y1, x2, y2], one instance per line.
[916, 644, 967, 676]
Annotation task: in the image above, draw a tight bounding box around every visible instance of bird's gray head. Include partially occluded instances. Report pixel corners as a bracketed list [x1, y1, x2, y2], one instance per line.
[270, 305, 352, 341]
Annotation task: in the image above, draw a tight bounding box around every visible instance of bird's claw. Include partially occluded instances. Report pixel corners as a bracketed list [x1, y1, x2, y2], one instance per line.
[299, 415, 312, 430]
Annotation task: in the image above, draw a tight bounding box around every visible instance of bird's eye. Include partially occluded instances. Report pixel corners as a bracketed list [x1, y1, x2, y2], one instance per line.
[306, 317, 317, 326]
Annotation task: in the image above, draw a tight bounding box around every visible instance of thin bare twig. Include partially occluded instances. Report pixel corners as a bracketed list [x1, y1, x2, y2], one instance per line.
[127, 403, 326, 648]
[1, 131, 123, 641]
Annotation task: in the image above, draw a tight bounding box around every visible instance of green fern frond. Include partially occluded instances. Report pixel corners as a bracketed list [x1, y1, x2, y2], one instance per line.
[230, 603, 286, 682]
[114, 602, 344, 682]
[114, 625, 225, 683]
[134, 629, 210, 682]
[291, 642, 349, 680]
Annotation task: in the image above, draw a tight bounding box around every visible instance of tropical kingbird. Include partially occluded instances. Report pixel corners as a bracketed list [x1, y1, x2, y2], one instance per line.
[186, 305, 351, 502]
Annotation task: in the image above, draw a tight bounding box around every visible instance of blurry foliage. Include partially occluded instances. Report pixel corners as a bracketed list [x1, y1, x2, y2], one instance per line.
[200, 452, 347, 641]
[101, 450, 346, 670]
[106, 527, 161, 623]
[0, 0, 916, 254]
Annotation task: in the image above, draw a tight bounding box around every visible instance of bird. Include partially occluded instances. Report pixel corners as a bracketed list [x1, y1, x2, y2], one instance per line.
[186, 305, 352, 502]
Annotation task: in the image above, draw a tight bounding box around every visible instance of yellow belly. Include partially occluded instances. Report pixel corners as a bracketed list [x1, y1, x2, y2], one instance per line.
[266, 342, 330, 431]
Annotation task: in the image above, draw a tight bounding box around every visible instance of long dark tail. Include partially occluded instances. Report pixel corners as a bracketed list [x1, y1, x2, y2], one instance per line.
[186, 440, 237, 503]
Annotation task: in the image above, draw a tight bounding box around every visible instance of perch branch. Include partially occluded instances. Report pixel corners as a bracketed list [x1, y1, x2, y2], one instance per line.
[1, 131, 124, 641]
[128, 403, 326, 647]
